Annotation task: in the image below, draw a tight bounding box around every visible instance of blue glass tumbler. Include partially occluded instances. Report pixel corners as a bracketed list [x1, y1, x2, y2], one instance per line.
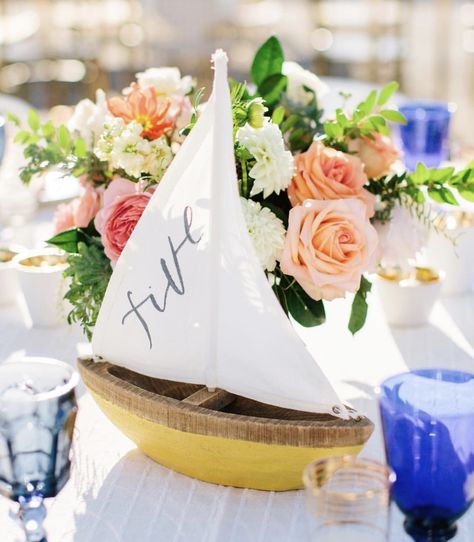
[0, 358, 78, 542]
[398, 102, 452, 171]
[379, 369, 474, 541]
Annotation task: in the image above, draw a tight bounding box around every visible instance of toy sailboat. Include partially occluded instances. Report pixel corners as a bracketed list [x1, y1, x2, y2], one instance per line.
[78, 50, 373, 491]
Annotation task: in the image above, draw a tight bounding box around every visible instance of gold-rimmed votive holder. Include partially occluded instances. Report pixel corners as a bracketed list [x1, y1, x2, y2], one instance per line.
[376, 266, 443, 327]
[303, 455, 393, 542]
[13, 248, 69, 327]
[0, 244, 23, 305]
[425, 210, 474, 295]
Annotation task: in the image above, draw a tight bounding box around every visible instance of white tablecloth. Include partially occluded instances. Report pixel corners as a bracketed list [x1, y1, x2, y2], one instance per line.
[1, 276, 474, 541]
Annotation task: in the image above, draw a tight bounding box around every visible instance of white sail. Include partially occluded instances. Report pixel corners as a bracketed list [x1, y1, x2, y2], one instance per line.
[92, 50, 350, 419]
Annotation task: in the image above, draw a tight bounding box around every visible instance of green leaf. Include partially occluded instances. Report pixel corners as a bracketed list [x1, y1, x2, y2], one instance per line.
[41, 121, 55, 139]
[280, 114, 299, 133]
[335, 108, 349, 128]
[380, 109, 407, 124]
[47, 225, 96, 253]
[47, 229, 83, 253]
[251, 36, 284, 87]
[411, 162, 429, 184]
[285, 279, 326, 327]
[428, 187, 457, 205]
[74, 138, 87, 159]
[377, 81, 399, 106]
[27, 109, 40, 131]
[271, 105, 285, 125]
[57, 125, 71, 151]
[324, 121, 343, 140]
[63, 239, 112, 340]
[458, 184, 474, 202]
[272, 282, 288, 315]
[348, 276, 372, 334]
[13, 130, 31, 144]
[7, 112, 20, 126]
[368, 114, 387, 128]
[359, 90, 377, 115]
[429, 166, 454, 183]
[258, 74, 288, 105]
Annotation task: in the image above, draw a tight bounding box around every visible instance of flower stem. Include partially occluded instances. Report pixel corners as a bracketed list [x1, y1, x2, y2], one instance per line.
[240, 159, 248, 197]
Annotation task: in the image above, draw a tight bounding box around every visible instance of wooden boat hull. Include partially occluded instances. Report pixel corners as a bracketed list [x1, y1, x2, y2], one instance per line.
[79, 358, 374, 491]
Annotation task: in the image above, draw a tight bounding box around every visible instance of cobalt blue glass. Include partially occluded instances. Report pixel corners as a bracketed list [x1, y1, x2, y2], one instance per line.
[379, 369, 474, 541]
[398, 101, 451, 171]
[0, 358, 78, 542]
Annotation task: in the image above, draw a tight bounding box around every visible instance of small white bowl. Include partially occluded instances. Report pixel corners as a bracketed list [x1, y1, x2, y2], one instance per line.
[0, 245, 24, 305]
[13, 248, 69, 328]
[376, 267, 443, 327]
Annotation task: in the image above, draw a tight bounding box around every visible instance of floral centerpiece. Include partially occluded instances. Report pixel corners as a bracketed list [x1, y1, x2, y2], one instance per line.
[10, 36, 474, 339]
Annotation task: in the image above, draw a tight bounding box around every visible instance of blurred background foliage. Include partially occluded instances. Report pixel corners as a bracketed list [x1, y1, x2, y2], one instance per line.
[0, 0, 473, 143]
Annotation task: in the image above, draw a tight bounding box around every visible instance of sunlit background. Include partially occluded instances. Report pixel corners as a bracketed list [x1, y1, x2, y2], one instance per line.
[1, 0, 473, 141]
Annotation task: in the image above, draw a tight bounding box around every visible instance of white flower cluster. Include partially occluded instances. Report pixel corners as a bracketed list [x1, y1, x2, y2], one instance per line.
[134, 67, 193, 97]
[95, 119, 173, 180]
[237, 121, 294, 199]
[68, 89, 112, 149]
[282, 61, 329, 106]
[241, 197, 286, 272]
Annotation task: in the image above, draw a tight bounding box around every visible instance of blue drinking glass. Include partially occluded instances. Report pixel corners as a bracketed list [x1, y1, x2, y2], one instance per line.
[398, 102, 452, 171]
[379, 369, 474, 542]
[0, 358, 78, 542]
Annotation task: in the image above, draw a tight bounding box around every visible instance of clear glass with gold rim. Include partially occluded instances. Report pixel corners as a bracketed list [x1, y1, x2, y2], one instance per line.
[303, 455, 393, 542]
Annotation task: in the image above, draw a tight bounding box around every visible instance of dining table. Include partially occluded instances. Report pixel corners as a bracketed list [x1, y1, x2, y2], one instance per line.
[1, 203, 474, 542]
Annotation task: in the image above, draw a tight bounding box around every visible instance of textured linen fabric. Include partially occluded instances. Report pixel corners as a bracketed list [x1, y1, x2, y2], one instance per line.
[1, 288, 474, 541]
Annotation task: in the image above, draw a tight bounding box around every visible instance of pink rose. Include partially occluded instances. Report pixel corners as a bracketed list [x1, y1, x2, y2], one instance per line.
[95, 177, 151, 263]
[53, 202, 75, 233]
[173, 96, 193, 131]
[280, 198, 378, 301]
[349, 133, 400, 179]
[288, 141, 375, 218]
[53, 186, 102, 234]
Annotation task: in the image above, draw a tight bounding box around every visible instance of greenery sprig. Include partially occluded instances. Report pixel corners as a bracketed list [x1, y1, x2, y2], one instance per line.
[322, 81, 405, 151]
[46, 226, 112, 340]
[7, 111, 94, 184]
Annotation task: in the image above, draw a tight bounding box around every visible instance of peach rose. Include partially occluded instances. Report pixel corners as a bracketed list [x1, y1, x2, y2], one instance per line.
[53, 186, 102, 234]
[95, 177, 151, 263]
[288, 141, 375, 218]
[349, 132, 400, 179]
[280, 198, 378, 301]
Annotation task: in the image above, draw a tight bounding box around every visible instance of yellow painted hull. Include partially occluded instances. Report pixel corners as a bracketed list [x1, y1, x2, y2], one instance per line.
[91, 391, 364, 491]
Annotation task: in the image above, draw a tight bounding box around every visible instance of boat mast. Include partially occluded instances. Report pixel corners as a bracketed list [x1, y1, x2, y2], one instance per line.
[206, 50, 229, 392]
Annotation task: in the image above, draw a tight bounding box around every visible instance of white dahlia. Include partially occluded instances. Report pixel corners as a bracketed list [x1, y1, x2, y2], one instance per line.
[237, 121, 294, 199]
[241, 197, 286, 272]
